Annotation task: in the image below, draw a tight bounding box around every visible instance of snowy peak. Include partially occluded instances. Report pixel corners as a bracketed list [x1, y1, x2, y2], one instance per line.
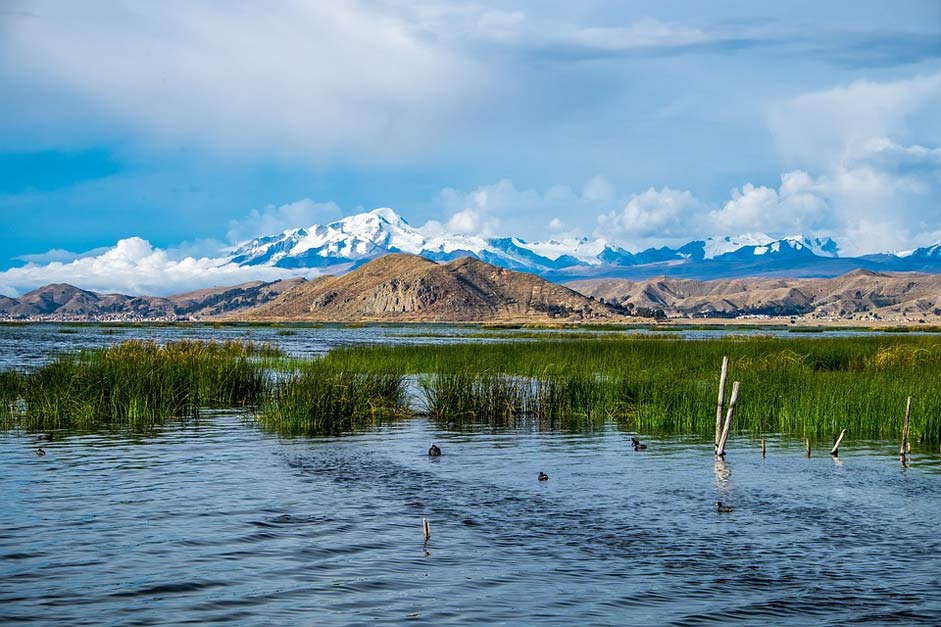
[225, 208, 928, 281]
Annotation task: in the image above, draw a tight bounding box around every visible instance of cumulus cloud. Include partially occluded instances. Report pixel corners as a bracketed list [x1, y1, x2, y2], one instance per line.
[710, 171, 831, 235]
[0, 237, 311, 297]
[226, 199, 342, 244]
[597, 187, 705, 244]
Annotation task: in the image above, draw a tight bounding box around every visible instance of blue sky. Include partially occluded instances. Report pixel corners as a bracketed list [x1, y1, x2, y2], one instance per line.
[1, 1, 941, 294]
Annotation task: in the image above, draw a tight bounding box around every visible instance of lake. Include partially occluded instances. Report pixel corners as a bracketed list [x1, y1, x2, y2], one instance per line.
[2, 324, 941, 625]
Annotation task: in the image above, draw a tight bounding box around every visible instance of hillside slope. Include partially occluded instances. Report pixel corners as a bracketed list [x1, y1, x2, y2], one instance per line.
[239, 253, 622, 322]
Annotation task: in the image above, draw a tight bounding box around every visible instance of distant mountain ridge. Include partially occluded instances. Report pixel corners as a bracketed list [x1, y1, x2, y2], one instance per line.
[225, 208, 941, 280]
[567, 269, 941, 320]
[0, 279, 303, 320]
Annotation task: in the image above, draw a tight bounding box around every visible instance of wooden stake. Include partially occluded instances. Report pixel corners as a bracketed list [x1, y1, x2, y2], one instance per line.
[422, 518, 430, 542]
[830, 429, 847, 457]
[715, 356, 729, 452]
[761, 437, 766, 458]
[716, 381, 739, 457]
[805, 438, 811, 458]
[900, 396, 912, 460]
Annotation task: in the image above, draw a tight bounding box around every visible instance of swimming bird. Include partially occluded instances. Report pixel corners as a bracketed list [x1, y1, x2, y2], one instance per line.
[631, 437, 647, 451]
[538, 472, 549, 481]
[428, 444, 442, 457]
[715, 501, 733, 513]
[36, 447, 46, 457]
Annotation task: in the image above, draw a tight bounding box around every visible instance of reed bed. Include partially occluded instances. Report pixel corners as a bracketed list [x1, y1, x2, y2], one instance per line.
[3, 340, 275, 431]
[312, 335, 941, 442]
[258, 367, 408, 435]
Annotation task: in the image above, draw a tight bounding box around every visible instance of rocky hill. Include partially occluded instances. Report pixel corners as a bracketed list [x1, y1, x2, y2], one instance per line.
[0, 279, 303, 320]
[237, 253, 624, 322]
[567, 270, 941, 321]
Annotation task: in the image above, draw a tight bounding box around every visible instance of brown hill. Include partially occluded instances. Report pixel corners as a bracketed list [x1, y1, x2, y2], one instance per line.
[238, 253, 622, 322]
[0, 279, 303, 320]
[567, 269, 941, 320]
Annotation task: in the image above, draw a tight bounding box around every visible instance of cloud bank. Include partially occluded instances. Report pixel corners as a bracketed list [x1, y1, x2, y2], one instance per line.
[0, 238, 311, 297]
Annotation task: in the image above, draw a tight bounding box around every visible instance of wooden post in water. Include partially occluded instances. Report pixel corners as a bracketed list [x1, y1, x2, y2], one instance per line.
[830, 429, 847, 457]
[715, 356, 729, 453]
[761, 437, 766, 458]
[900, 396, 912, 462]
[716, 381, 739, 457]
[805, 438, 811, 458]
[422, 518, 431, 542]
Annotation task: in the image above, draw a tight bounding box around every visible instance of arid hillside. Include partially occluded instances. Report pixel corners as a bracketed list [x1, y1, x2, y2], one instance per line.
[237, 253, 623, 322]
[567, 270, 941, 320]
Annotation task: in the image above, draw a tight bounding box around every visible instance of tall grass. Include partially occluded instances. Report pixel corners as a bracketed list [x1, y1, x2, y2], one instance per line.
[5, 340, 275, 431]
[311, 336, 941, 442]
[258, 367, 407, 435]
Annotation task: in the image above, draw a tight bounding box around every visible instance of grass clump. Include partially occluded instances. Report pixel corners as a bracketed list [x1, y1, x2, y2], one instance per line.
[259, 367, 408, 435]
[6, 340, 275, 431]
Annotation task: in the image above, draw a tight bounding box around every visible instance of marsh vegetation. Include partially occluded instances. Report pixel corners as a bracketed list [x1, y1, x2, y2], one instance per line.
[2, 334, 940, 441]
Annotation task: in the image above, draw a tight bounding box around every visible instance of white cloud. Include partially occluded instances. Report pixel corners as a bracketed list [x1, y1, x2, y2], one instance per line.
[768, 72, 941, 170]
[710, 171, 830, 235]
[0, 237, 311, 297]
[597, 186, 705, 243]
[226, 199, 342, 244]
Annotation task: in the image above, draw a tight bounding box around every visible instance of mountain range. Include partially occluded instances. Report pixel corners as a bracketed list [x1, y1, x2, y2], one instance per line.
[225, 208, 941, 281]
[0, 255, 622, 322]
[5, 254, 941, 323]
[568, 269, 941, 320]
[0, 279, 303, 320]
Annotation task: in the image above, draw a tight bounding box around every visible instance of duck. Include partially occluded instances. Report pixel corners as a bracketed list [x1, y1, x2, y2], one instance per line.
[631, 437, 647, 451]
[715, 501, 733, 513]
[36, 447, 46, 457]
[538, 472, 549, 481]
[428, 444, 442, 457]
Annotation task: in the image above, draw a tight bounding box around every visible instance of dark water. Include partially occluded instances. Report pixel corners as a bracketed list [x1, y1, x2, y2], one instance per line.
[2, 415, 940, 626]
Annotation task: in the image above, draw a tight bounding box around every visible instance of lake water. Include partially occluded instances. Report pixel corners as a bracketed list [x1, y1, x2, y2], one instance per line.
[2, 324, 941, 625]
[3, 416, 940, 625]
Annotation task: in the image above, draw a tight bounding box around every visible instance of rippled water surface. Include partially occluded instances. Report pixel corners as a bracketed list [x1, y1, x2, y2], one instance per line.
[3, 416, 941, 626]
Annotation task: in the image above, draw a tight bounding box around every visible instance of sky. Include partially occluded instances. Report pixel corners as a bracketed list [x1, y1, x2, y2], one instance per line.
[1, 0, 940, 295]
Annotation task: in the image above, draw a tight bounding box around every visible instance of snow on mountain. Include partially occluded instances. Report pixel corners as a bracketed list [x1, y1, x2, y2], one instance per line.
[225, 208, 919, 280]
[231, 208, 489, 268]
[701, 233, 775, 259]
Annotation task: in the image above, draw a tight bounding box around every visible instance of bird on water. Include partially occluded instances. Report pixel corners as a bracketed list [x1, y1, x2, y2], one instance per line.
[538, 472, 549, 481]
[428, 444, 442, 457]
[631, 437, 647, 451]
[36, 447, 46, 457]
[715, 501, 733, 513]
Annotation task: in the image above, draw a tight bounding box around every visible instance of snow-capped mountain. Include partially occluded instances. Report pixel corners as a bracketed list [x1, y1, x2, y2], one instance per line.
[225, 208, 940, 280]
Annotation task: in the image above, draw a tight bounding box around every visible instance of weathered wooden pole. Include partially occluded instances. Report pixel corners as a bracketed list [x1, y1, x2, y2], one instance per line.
[716, 381, 740, 457]
[422, 518, 431, 542]
[715, 356, 729, 453]
[761, 437, 766, 458]
[900, 396, 912, 462]
[830, 429, 847, 457]
[805, 438, 811, 458]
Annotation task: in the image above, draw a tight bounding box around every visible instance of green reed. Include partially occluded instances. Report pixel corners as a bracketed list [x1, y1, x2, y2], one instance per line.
[4, 340, 276, 431]
[258, 367, 408, 435]
[311, 335, 941, 441]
